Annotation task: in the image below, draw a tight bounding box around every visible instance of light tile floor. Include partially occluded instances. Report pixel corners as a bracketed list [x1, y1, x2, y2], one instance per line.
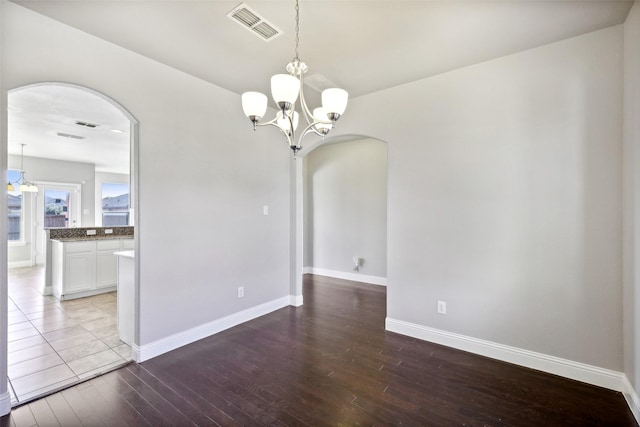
[7, 266, 132, 405]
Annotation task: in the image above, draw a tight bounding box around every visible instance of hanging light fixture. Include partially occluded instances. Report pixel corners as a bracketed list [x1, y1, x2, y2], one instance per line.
[241, 0, 348, 158]
[8, 144, 38, 193]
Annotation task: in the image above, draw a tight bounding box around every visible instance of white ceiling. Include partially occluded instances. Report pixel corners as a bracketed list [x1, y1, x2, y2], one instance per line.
[8, 85, 131, 174]
[7, 0, 634, 171]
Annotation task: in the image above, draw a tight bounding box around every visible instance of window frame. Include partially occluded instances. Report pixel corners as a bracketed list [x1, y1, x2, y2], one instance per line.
[101, 182, 130, 227]
[7, 169, 26, 246]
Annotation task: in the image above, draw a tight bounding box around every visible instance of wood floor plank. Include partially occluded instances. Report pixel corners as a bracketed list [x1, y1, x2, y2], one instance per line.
[26, 399, 60, 427]
[115, 367, 198, 426]
[128, 363, 241, 427]
[89, 374, 152, 427]
[124, 365, 220, 427]
[0, 274, 636, 426]
[7, 406, 36, 427]
[97, 371, 170, 426]
[43, 393, 82, 427]
[60, 385, 108, 427]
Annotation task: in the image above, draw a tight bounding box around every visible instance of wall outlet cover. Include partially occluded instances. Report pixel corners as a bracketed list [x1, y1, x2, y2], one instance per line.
[437, 301, 447, 315]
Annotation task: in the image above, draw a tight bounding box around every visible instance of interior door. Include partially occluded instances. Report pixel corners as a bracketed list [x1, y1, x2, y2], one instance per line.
[35, 182, 81, 265]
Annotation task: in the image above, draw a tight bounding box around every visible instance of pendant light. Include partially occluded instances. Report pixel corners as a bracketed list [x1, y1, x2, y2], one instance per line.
[8, 144, 38, 193]
[241, 0, 348, 158]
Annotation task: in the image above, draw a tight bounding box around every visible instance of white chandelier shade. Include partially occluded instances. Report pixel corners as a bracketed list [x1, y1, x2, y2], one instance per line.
[241, 92, 268, 122]
[271, 74, 300, 108]
[19, 179, 39, 193]
[240, 0, 349, 158]
[321, 88, 348, 118]
[7, 144, 38, 193]
[276, 110, 299, 133]
[313, 108, 332, 135]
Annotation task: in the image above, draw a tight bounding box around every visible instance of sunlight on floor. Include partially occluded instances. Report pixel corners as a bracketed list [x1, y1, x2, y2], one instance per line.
[7, 266, 132, 405]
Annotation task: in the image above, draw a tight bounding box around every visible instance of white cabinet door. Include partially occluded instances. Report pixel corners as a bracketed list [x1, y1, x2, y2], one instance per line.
[64, 251, 95, 293]
[96, 251, 118, 288]
[96, 240, 120, 289]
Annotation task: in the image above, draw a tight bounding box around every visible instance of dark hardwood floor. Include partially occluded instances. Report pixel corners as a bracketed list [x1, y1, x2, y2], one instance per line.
[1, 274, 636, 426]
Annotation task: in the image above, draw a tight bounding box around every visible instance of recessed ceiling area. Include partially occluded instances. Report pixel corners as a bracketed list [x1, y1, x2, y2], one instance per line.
[8, 84, 131, 174]
[5, 1, 634, 171]
[10, 0, 635, 98]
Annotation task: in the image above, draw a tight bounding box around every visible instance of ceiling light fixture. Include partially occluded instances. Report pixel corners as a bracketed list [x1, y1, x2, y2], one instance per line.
[241, 0, 348, 158]
[7, 144, 38, 193]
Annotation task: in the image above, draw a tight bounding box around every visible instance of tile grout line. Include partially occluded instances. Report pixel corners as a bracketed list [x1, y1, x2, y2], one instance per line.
[7, 268, 131, 404]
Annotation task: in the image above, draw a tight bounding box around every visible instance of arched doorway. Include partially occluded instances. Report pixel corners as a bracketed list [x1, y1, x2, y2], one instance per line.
[291, 135, 388, 303]
[3, 82, 139, 407]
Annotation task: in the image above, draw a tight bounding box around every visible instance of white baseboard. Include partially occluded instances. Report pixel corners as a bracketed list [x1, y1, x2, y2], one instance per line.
[290, 294, 304, 307]
[623, 375, 640, 424]
[134, 296, 292, 362]
[0, 391, 10, 416]
[304, 267, 387, 286]
[385, 318, 625, 392]
[8, 260, 34, 269]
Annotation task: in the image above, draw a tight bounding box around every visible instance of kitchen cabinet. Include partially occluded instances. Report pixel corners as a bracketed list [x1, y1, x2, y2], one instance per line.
[115, 250, 135, 346]
[51, 239, 134, 300]
[96, 240, 120, 289]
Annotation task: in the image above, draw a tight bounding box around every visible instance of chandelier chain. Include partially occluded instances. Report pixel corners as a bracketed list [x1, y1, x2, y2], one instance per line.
[294, 0, 300, 61]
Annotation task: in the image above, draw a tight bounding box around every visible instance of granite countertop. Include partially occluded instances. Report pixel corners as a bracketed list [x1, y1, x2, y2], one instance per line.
[51, 236, 134, 242]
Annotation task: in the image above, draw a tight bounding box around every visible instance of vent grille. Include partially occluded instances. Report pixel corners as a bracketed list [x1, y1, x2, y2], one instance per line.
[75, 120, 99, 128]
[227, 3, 282, 42]
[57, 132, 85, 140]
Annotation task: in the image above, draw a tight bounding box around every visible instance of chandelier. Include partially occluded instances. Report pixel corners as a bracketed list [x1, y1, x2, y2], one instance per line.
[7, 144, 38, 193]
[241, 0, 348, 158]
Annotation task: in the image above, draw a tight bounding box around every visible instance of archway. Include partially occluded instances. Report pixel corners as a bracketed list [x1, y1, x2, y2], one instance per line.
[291, 134, 388, 303]
[2, 82, 140, 408]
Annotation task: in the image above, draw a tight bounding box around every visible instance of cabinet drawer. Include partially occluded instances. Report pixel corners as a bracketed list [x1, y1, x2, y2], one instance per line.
[97, 240, 121, 251]
[65, 241, 95, 254]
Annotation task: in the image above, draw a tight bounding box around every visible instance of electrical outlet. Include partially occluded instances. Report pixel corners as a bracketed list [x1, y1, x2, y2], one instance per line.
[437, 300, 447, 315]
[238, 286, 244, 298]
[104, 229, 113, 234]
[86, 229, 97, 236]
[263, 205, 269, 216]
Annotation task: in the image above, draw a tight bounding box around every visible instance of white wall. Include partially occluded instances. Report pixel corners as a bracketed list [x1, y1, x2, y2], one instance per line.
[623, 0, 640, 397]
[0, 0, 9, 416]
[1, 2, 291, 350]
[305, 138, 387, 279]
[7, 155, 96, 265]
[333, 26, 624, 370]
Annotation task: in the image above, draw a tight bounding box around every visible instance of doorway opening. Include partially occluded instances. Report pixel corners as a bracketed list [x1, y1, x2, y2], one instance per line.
[35, 182, 82, 265]
[5, 82, 139, 406]
[293, 135, 388, 303]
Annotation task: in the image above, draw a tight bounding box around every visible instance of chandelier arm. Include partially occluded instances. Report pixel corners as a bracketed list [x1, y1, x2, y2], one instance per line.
[297, 74, 314, 125]
[264, 122, 295, 147]
[297, 122, 327, 144]
[255, 117, 279, 127]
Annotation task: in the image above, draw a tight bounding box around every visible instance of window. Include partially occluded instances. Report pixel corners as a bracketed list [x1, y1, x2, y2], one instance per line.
[7, 170, 23, 241]
[44, 189, 71, 228]
[102, 182, 129, 226]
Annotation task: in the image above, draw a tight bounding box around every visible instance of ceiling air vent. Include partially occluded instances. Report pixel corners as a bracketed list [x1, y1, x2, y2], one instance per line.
[227, 3, 282, 42]
[57, 132, 85, 140]
[75, 120, 99, 128]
